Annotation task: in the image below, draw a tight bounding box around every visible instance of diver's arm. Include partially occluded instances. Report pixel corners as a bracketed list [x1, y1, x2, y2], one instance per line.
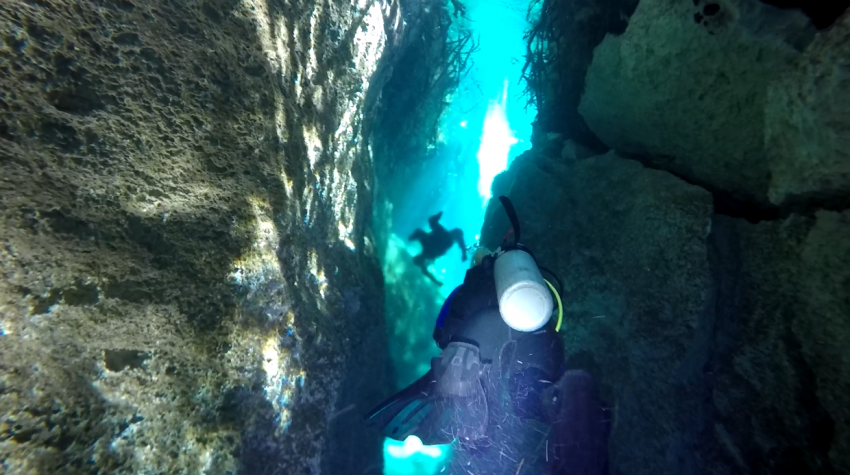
[409, 228, 425, 242]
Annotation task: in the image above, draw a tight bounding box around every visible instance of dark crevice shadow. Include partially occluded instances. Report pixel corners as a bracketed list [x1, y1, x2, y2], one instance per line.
[758, 0, 849, 29]
[616, 151, 850, 223]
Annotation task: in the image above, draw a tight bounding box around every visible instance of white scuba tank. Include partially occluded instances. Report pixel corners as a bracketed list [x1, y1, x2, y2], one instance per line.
[493, 248, 553, 332]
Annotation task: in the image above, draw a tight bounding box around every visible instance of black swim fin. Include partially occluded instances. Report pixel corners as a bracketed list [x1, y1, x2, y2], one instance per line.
[364, 369, 489, 446]
[364, 371, 448, 445]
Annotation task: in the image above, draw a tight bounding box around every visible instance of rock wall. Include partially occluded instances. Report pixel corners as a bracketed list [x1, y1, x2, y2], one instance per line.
[578, 0, 850, 210]
[0, 0, 405, 473]
[764, 11, 850, 207]
[578, 0, 817, 206]
[482, 146, 849, 474]
[493, 2, 850, 473]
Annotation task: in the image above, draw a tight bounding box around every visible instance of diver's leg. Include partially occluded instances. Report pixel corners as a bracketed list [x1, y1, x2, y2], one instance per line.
[413, 254, 443, 285]
[421, 267, 443, 286]
[545, 370, 609, 475]
[412, 253, 425, 267]
[450, 228, 468, 261]
[413, 254, 443, 286]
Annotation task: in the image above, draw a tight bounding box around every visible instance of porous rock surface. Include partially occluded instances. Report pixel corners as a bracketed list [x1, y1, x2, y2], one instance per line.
[578, 0, 817, 205]
[765, 10, 850, 207]
[482, 146, 849, 474]
[483, 149, 714, 474]
[0, 0, 401, 473]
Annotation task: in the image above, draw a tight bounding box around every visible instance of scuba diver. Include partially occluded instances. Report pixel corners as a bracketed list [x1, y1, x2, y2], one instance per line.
[409, 211, 468, 286]
[367, 197, 610, 475]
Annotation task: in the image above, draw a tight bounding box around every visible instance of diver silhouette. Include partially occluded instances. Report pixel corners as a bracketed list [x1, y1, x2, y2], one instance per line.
[408, 211, 467, 286]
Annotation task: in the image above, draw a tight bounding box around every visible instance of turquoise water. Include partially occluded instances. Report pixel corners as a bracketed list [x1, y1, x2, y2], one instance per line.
[382, 1, 536, 473]
[421, 0, 536, 295]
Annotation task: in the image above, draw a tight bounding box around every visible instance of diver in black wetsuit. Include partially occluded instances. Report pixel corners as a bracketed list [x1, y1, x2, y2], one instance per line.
[367, 197, 610, 475]
[409, 211, 468, 286]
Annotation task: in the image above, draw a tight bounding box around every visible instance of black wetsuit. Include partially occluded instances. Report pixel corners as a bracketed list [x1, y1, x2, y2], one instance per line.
[367, 255, 609, 475]
[436, 254, 566, 474]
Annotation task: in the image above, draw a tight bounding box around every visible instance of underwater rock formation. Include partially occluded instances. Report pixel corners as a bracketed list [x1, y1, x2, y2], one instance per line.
[765, 10, 850, 207]
[483, 149, 714, 474]
[482, 146, 849, 474]
[709, 211, 848, 474]
[0, 0, 404, 473]
[578, 0, 817, 205]
[517, 2, 850, 471]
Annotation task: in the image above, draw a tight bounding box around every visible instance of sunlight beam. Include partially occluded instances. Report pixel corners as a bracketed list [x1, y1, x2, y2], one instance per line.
[476, 79, 517, 201]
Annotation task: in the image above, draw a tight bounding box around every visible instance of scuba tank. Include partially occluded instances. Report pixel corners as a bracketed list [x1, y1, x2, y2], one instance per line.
[495, 249, 553, 332]
[491, 196, 554, 332]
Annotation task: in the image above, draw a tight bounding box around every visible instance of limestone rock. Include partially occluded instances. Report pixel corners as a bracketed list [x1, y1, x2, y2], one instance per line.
[579, 0, 815, 204]
[0, 0, 400, 473]
[704, 213, 837, 474]
[765, 11, 850, 207]
[793, 210, 850, 472]
[482, 146, 848, 473]
[561, 139, 598, 161]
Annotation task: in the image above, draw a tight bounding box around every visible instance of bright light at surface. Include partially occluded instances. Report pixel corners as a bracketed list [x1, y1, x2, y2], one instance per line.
[460, 120, 468, 128]
[383, 436, 450, 475]
[476, 79, 518, 201]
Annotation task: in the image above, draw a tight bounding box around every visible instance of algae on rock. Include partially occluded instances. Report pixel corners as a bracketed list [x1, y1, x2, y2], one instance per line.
[0, 0, 404, 473]
[522, 0, 640, 149]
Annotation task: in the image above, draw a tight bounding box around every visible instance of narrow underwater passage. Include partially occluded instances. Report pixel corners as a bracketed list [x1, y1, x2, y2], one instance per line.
[380, 1, 538, 473]
[5, 0, 848, 473]
[392, 0, 536, 293]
